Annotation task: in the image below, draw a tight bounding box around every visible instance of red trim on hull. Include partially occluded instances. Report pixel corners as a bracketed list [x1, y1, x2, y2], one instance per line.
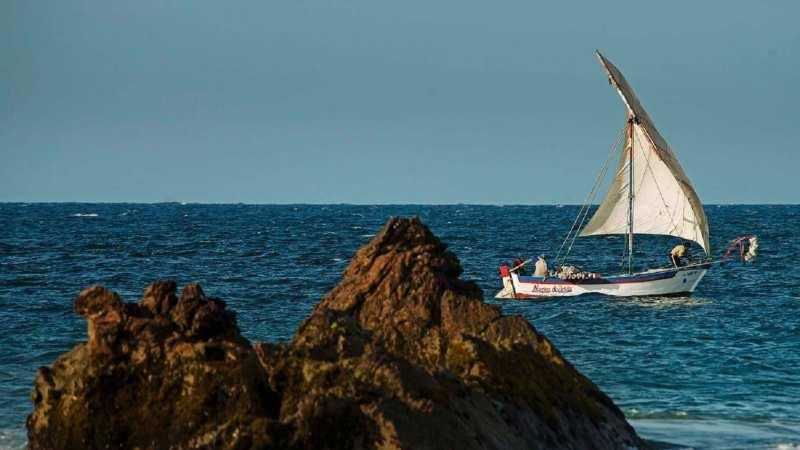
[513, 293, 549, 299]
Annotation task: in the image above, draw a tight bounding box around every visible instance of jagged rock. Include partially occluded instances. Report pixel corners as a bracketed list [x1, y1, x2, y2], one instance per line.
[28, 217, 647, 450]
[256, 217, 647, 450]
[27, 282, 286, 450]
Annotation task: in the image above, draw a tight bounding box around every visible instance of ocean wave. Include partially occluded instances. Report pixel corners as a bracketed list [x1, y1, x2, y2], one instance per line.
[625, 409, 693, 420]
[70, 213, 98, 217]
[0, 426, 26, 450]
[631, 417, 800, 450]
[774, 444, 800, 450]
[617, 296, 709, 308]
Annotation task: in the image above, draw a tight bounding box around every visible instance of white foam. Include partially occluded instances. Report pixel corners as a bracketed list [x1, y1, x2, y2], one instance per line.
[0, 426, 27, 450]
[71, 213, 98, 217]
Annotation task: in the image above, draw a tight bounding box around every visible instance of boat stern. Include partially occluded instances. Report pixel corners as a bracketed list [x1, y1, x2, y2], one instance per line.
[495, 265, 516, 299]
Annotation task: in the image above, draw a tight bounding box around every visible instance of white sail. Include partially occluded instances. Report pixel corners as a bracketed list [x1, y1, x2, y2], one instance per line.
[580, 52, 710, 253]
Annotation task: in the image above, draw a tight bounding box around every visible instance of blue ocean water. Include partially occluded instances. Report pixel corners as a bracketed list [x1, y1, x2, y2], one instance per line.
[1, 203, 798, 449]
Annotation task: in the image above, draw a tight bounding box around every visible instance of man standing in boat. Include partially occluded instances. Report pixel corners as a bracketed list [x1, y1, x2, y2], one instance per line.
[670, 242, 693, 267]
[513, 257, 527, 276]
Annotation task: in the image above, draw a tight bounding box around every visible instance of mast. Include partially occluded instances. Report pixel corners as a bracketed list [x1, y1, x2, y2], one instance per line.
[627, 116, 634, 274]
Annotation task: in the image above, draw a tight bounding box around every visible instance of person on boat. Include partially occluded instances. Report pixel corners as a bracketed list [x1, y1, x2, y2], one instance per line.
[534, 255, 548, 277]
[513, 257, 527, 276]
[669, 242, 692, 267]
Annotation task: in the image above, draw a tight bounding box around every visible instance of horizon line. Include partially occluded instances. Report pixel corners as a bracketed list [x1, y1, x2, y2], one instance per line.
[1, 201, 798, 207]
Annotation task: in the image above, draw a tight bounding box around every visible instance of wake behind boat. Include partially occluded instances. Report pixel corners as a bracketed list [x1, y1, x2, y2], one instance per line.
[496, 51, 756, 299]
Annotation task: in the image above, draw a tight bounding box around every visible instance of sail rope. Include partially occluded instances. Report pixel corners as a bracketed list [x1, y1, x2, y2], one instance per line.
[554, 126, 626, 266]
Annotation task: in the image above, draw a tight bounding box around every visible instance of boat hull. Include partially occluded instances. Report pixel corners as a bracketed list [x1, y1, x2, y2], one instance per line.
[495, 263, 710, 299]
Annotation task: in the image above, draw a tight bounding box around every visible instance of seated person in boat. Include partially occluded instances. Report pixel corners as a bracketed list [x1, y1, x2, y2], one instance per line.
[669, 242, 692, 267]
[534, 255, 548, 277]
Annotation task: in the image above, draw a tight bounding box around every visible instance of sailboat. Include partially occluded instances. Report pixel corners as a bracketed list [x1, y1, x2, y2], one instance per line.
[496, 51, 745, 299]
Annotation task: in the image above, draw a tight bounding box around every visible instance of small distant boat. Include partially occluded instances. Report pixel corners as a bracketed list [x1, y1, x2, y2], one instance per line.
[497, 51, 755, 299]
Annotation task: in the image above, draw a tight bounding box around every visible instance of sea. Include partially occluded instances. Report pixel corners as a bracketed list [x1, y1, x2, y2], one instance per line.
[1, 203, 798, 450]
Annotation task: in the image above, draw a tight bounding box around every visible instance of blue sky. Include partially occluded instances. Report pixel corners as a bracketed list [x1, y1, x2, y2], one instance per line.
[1, 1, 797, 203]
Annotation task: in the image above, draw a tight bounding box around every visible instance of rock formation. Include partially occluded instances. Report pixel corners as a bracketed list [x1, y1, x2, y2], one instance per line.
[28, 217, 647, 449]
[27, 282, 287, 449]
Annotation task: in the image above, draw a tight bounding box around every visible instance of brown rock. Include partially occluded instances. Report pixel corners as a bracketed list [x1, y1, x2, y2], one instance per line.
[73, 286, 126, 357]
[140, 280, 177, 316]
[257, 217, 648, 449]
[28, 282, 286, 450]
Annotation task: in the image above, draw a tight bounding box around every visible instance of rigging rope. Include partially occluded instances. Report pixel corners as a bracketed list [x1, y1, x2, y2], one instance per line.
[554, 126, 626, 266]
